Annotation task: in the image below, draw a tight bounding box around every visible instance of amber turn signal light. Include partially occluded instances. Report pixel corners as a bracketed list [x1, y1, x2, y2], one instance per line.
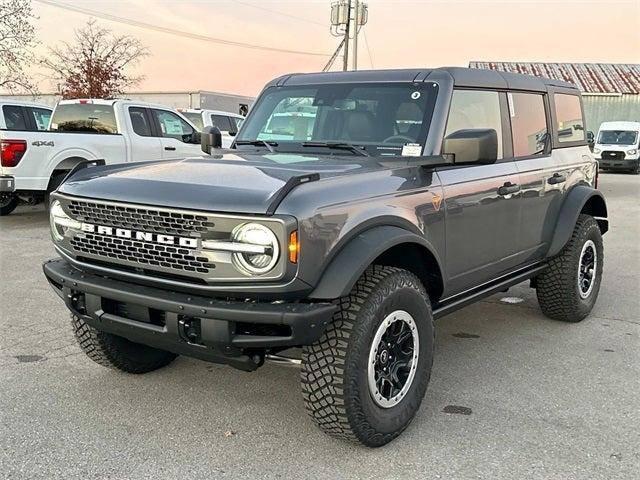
[288, 231, 299, 263]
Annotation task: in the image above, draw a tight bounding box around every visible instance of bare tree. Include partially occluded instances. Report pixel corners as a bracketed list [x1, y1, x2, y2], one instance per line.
[0, 0, 38, 93]
[41, 20, 149, 99]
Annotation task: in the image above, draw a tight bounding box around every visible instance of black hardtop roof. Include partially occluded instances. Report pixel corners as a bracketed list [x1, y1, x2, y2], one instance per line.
[267, 67, 578, 93]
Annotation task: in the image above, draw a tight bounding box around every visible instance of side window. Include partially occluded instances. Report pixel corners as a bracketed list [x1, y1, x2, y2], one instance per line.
[29, 108, 52, 131]
[445, 90, 503, 159]
[152, 109, 195, 143]
[2, 105, 27, 131]
[210, 114, 233, 132]
[129, 107, 153, 137]
[508, 93, 548, 156]
[554, 94, 585, 143]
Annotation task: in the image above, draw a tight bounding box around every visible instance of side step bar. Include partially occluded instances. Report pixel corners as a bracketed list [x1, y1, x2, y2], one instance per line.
[432, 263, 547, 319]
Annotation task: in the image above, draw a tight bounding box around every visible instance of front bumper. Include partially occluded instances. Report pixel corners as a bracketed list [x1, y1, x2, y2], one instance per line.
[43, 259, 336, 371]
[0, 176, 15, 192]
[599, 158, 639, 170]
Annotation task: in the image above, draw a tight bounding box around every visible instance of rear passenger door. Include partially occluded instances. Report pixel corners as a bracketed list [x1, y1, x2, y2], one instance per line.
[439, 89, 522, 294]
[507, 92, 561, 259]
[127, 106, 163, 162]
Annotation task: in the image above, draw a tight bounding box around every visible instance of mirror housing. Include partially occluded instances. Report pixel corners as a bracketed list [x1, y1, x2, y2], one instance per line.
[442, 128, 498, 164]
[201, 126, 222, 154]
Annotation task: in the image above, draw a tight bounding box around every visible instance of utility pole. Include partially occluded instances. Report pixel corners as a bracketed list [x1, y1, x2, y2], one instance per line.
[342, 0, 351, 72]
[330, 1, 368, 71]
[352, 0, 358, 71]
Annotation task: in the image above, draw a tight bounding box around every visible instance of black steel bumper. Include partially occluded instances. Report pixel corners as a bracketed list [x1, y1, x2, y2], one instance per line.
[600, 159, 638, 170]
[0, 176, 16, 192]
[43, 259, 336, 371]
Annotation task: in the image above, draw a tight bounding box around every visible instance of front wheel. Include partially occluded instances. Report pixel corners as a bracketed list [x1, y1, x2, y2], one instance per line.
[0, 193, 19, 216]
[535, 214, 604, 322]
[301, 266, 434, 447]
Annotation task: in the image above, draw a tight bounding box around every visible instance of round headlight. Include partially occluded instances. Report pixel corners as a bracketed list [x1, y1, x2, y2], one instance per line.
[49, 200, 66, 241]
[231, 223, 279, 275]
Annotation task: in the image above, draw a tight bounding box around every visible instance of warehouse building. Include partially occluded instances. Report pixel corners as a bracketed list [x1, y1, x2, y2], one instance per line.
[0, 90, 255, 116]
[470, 62, 640, 133]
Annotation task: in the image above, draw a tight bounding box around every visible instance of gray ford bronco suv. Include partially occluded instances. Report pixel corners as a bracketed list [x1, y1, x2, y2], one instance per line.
[43, 67, 608, 447]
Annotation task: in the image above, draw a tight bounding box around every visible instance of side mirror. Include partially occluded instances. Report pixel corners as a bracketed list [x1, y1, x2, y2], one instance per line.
[191, 131, 202, 144]
[442, 128, 498, 164]
[201, 126, 222, 154]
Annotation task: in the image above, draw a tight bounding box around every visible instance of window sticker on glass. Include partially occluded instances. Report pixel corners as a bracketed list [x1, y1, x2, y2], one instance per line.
[411, 91, 421, 100]
[163, 117, 183, 135]
[401, 143, 422, 156]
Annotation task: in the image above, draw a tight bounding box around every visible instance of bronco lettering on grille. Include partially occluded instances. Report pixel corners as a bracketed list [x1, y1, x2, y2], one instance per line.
[80, 223, 198, 248]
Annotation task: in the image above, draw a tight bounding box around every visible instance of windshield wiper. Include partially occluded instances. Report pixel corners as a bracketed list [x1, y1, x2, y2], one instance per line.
[235, 139, 277, 153]
[302, 141, 370, 156]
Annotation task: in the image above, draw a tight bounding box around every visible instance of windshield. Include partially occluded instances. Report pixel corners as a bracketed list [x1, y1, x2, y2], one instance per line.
[237, 83, 436, 156]
[598, 130, 638, 145]
[182, 112, 204, 131]
[50, 103, 117, 134]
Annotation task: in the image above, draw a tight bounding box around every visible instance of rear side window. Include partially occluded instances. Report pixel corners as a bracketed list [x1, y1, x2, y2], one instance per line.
[445, 90, 503, 158]
[211, 114, 233, 132]
[152, 109, 195, 142]
[2, 105, 27, 131]
[508, 93, 548, 157]
[129, 107, 153, 137]
[554, 94, 584, 143]
[50, 104, 118, 134]
[29, 108, 52, 131]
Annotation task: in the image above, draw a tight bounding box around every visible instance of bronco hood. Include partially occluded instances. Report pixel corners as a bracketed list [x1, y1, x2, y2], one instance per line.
[58, 151, 387, 214]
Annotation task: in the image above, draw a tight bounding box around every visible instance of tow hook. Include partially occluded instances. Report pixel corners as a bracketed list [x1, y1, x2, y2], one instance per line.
[178, 316, 203, 345]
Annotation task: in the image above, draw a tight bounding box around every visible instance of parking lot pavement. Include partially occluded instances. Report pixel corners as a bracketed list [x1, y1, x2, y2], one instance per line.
[0, 173, 638, 480]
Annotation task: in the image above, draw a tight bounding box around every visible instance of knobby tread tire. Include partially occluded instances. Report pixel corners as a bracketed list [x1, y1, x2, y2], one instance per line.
[71, 314, 177, 373]
[536, 214, 603, 322]
[301, 265, 434, 446]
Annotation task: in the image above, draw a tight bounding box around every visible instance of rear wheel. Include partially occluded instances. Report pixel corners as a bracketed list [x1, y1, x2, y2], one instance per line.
[301, 266, 434, 447]
[0, 193, 19, 216]
[536, 214, 603, 322]
[71, 314, 178, 373]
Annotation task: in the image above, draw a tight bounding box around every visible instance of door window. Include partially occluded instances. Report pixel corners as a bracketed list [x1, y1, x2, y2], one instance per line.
[508, 93, 548, 156]
[554, 94, 584, 143]
[152, 109, 195, 143]
[129, 107, 153, 137]
[445, 90, 503, 158]
[2, 105, 27, 131]
[29, 108, 52, 130]
[211, 114, 233, 132]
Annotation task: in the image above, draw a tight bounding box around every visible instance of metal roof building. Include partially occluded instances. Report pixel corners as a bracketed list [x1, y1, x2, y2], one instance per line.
[470, 62, 640, 132]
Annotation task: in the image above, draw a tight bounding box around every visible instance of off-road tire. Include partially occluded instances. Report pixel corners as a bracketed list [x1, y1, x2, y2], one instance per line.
[301, 265, 434, 447]
[0, 194, 19, 216]
[536, 214, 603, 322]
[71, 314, 178, 373]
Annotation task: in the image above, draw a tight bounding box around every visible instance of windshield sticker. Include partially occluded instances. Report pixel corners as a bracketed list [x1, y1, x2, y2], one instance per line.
[401, 143, 422, 157]
[411, 91, 421, 100]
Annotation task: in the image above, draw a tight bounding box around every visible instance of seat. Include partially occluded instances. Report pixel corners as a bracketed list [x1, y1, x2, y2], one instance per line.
[341, 110, 376, 142]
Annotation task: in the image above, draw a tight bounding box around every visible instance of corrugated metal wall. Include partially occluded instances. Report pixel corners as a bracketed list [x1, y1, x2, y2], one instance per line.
[583, 95, 640, 132]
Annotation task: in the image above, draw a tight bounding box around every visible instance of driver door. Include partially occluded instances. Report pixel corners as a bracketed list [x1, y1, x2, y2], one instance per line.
[151, 109, 202, 159]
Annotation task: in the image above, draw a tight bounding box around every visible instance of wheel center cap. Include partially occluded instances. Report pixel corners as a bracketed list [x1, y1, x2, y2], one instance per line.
[379, 350, 389, 365]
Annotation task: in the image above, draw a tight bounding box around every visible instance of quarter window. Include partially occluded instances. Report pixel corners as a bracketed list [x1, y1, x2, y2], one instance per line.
[2, 105, 27, 131]
[554, 94, 584, 143]
[445, 90, 503, 159]
[152, 109, 195, 143]
[508, 93, 548, 156]
[129, 107, 153, 137]
[29, 107, 52, 131]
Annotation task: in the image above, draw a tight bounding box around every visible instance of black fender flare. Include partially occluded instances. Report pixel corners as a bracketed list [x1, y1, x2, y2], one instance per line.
[547, 185, 608, 258]
[308, 225, 444, 300]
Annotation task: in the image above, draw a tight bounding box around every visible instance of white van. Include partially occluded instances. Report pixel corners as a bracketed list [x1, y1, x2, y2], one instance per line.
[594, 121, 640, 174]
[177, 108, 244, 148]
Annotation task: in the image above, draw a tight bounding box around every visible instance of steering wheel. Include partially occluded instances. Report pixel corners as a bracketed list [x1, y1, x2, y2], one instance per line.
[383, 135, 414, 144]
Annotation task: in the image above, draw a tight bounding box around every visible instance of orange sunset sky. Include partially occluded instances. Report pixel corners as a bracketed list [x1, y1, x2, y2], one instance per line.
[28, 0, 640, 97]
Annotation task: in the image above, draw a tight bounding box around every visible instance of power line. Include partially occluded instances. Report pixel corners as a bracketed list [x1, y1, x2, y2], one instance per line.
[33, 0, 330, 57]
[362, 28, 374, 69]
[230, 0, 326, 27]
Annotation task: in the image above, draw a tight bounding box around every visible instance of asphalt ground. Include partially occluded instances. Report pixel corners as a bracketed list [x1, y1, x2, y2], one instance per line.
[0, 172, 638, 480]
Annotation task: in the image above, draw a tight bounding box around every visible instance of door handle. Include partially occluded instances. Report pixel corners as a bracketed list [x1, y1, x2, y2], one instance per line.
[547, 172, 566, 185]
[164, 146, 176, 151]
[497, 181, 520, 196]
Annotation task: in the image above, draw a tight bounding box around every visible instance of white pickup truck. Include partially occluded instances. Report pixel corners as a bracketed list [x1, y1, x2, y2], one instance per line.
[0, 99, 203, 215]
[177, 108, 244, 148]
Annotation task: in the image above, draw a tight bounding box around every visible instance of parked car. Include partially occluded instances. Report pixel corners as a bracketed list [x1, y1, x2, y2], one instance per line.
[593, 121, 640, 174]
[177, 108, 244, 148]
[43, 67, 607, 447]
[0, 99, 202, 215]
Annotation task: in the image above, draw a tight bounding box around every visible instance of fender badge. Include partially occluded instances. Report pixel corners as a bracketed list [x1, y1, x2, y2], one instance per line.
[431, 193, 442, 211]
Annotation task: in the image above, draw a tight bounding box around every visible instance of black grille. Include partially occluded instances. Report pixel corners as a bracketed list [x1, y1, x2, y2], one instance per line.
[602, 151, 625, 160]
[67, 200, 215, 236]
[70, 233, 214, 274]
